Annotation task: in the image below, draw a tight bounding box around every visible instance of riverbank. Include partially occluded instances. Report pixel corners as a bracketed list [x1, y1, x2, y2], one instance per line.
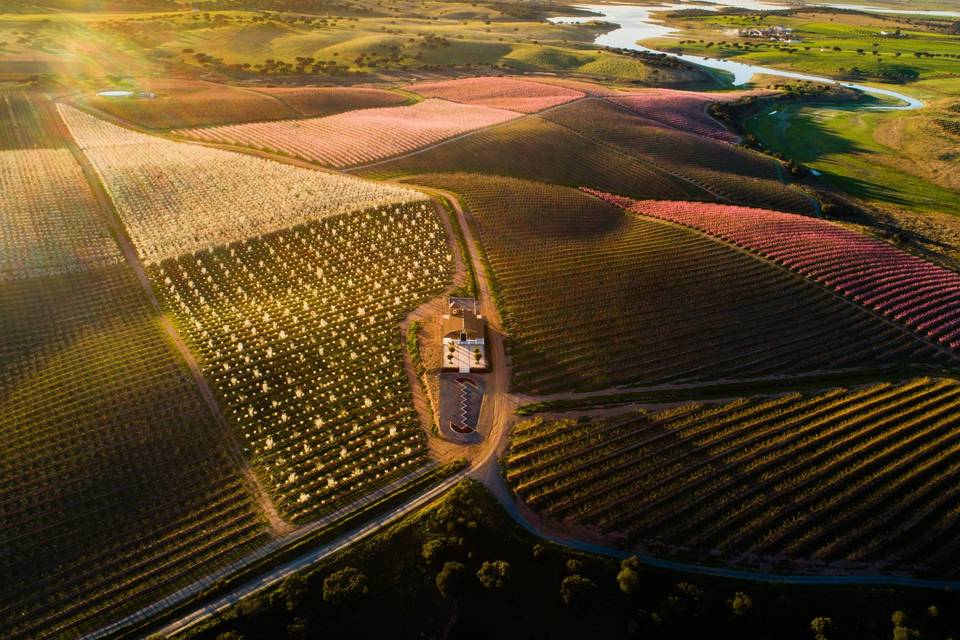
[549, 3, 946, 109]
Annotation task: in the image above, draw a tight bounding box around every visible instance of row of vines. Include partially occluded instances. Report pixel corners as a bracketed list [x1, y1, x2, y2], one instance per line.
[507, 377, 960, 576]
[592, 194, 960, 355]
[151, 203, 453, 522]
[413, 174, 945, 394]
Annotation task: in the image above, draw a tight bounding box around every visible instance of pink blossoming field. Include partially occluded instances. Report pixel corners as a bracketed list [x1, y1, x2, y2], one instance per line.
[608, 89, 769, 142]
[176, 98, 521, 168]
[588, 191, 960, 352]
[407, 76, 585, 113]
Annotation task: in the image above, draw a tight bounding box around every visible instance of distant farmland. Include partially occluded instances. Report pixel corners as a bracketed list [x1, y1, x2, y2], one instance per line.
[411, 174, 942, 394]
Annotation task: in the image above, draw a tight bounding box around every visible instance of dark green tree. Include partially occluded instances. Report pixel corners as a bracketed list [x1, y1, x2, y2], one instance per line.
[436, 561, 467, 599]
[560, 574, 597, 609]
[322, 567, 369, 606]
[617, 556, 642, 595]
[477, 560, 511, 589]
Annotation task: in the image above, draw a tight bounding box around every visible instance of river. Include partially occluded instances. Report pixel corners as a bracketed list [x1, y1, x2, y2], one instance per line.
[548, 1, 957, 109]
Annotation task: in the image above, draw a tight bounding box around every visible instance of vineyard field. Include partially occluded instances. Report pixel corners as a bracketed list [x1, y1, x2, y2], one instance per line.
[415, 174, 947, 394]
[59, 105, 424, 263]
[363, 116, 710, 202]
[151, 202, 453, 522]
[0, 91, 67, 149]
[175, 99, 522, 168]
[541, 99, 815, 214]
[84, 79, 297, 130]
[506, 377, 960, 576]
[257, 86, 410, 118]
[1, 147, 121, 279]
[608, 88, 766, 142]
[1, 265, 269, 638]
[407, 76, 584, 113]
[594, 195, 960, 355]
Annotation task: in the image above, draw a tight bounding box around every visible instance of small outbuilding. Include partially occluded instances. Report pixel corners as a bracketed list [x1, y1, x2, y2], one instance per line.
[440, 297, 487, 373]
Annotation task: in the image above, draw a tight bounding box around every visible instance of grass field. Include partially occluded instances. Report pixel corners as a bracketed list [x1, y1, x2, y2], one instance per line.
[648, 9, 960, 85]
[411, 174, 944, 394]
[507, 377, 960, 576]
[745, 100, 960, 218]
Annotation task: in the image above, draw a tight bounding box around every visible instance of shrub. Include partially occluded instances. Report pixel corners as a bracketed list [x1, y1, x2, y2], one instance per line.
[436, 561, 467, 599]
[477, 560, 511, 589]
[560, 574, 597, 608]
[322, 567, 369, 606]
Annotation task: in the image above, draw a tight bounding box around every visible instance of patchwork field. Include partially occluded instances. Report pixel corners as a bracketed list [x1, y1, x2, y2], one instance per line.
[594, 194, 960, 354]
[2, 0, 959, 634]
[1, 95, 269, 638]
[413, 174, 946, 394]
[176, 98, 522, 168]
[507, 377, 960, 576]
[407, 76, 584, 113]
[60, 105, 424, 262]
[62, 106, 454, 522]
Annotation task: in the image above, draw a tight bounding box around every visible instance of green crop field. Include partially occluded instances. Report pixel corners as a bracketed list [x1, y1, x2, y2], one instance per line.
[744, 101, 960, 217]
[507, 377, 960, 576]
[409, 174, 945, 394]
